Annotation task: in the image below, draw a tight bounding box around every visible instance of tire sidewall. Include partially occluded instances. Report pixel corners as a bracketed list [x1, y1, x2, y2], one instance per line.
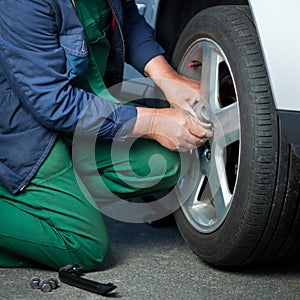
[172, 7, 276, 263]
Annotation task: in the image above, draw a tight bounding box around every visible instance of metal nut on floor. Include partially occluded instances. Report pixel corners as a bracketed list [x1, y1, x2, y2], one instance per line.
[39, 280, 52, 293]
[47, 277, 59, 289]
[30, 277, 41, 289]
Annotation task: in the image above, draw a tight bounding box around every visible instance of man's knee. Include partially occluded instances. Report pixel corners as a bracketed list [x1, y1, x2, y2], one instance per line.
[71, 232, 110, 272]
[155, 148, 191, 188]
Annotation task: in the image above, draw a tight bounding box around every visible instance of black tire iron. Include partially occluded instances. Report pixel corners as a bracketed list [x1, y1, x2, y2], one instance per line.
[58, 264, 117, 296]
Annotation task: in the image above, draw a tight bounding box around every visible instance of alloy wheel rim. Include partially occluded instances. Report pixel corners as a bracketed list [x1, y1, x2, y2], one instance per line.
[176, 38, 241, 233]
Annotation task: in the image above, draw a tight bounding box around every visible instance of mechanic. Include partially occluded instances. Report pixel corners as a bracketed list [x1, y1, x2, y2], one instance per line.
[0, 0, 211, 271]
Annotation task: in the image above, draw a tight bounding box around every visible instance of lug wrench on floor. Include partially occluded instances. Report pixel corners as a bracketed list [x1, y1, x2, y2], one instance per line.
[58, 264, 117, 296]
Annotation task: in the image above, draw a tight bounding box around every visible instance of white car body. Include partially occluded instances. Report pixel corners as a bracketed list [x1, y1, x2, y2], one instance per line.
[248, 0, 300, 155]
[249, 0, 299, 111]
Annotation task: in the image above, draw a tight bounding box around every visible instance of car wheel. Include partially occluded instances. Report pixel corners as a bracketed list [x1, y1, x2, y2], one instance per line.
[172, 5, 300, 267]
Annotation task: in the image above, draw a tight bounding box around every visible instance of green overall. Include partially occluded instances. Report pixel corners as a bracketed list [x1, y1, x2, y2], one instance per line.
[71, 0, 119, 102]
[0, 0, 189, 271]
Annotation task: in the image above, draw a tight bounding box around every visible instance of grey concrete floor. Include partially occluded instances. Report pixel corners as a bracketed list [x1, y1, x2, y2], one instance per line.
[1, 216, 300, 300]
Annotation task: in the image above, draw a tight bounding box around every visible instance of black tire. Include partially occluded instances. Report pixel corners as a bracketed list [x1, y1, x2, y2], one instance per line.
[172, 5, 300, 267]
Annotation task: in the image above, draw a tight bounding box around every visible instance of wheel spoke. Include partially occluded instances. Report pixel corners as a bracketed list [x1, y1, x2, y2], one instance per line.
[208, 149, 232, 213]
[213, 102, 240, 148]
[200, 43, 222, 109]
[176, 150, 201, 206]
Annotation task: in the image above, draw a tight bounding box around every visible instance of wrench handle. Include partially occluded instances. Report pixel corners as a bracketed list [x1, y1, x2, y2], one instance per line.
[59, 269, 117, 296]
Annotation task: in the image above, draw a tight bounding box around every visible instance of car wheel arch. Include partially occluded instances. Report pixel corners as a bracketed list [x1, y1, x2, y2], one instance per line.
[154, 0, 249, 59]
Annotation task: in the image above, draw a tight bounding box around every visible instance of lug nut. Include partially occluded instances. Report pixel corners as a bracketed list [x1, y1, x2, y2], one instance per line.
[48, 278, 59, 289]
[206, 150, 212, 161]
[30, 277, 41, 289]
[39, 280, 52, 293]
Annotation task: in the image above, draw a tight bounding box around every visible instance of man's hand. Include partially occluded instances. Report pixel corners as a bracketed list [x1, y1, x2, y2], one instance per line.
[138, 55, 213, 151]
[130, 107, 213, 152]
[144, 55, 201, 117]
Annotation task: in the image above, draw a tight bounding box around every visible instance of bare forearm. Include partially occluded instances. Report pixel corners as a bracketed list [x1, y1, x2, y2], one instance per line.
[130, 107, 212, 152]
[144, 55, 180, 88]
[130, 107, 156, 138]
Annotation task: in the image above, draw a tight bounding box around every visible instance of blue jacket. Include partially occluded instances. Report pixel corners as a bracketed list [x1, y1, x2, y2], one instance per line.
[0, 0, 165, 194]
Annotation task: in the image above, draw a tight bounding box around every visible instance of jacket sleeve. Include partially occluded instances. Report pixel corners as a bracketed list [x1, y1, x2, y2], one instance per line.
[122, 0, 165, 74]
[0, 0, 137, 140]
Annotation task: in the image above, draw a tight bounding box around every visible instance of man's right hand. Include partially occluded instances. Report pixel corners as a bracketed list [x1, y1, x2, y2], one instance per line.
[130, 107, 213, 152]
